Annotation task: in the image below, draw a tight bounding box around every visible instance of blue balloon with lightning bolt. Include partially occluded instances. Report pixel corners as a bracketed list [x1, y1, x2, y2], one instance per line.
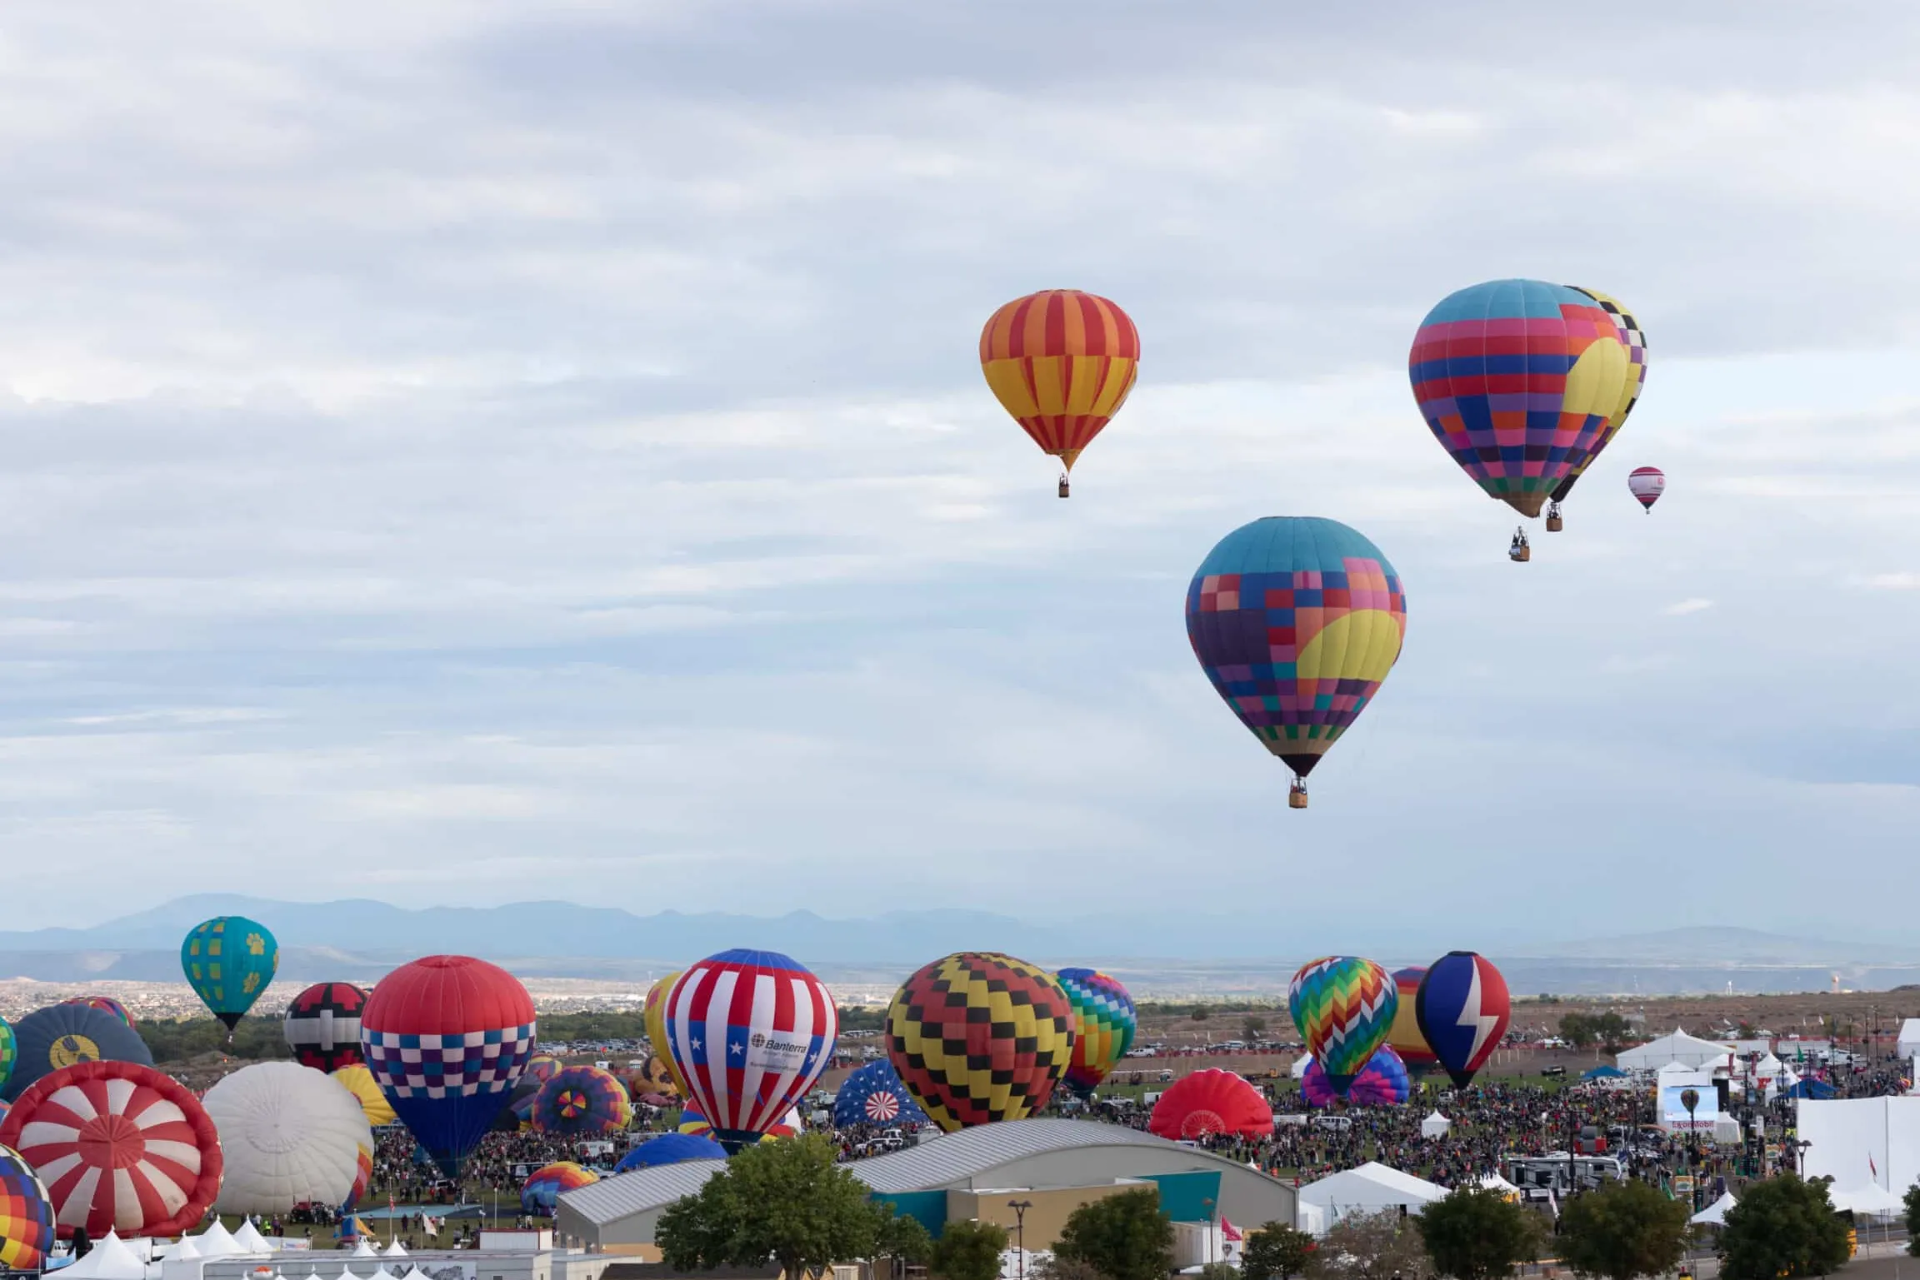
[1412, 951, 1511, 1089]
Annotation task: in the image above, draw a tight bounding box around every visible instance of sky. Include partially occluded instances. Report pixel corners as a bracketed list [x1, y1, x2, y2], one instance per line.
[1, 1, 1918, 941]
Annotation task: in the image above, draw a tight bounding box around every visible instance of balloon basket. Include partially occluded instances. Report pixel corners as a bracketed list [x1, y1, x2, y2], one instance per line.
[1288, 787, 1309, 810]
[1057, 475, 1071, 498]
[1510, 545, 1531, 562]
[1545, 514, 1563, 532]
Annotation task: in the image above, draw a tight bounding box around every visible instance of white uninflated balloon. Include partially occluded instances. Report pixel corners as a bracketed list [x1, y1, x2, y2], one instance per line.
[203, 1061, 374, 1215]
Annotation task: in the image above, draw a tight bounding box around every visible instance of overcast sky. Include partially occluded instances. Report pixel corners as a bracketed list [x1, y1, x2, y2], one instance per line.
[2, 1, 1917, 943]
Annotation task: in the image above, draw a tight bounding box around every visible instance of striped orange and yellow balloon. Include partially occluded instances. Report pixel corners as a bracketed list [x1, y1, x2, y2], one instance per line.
[980, 289, 1139, 475]
[644, 971, 690, 1098]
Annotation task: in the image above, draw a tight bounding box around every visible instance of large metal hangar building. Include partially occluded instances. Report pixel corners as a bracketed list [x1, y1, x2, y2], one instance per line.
[555, 1119, 1297, 1260]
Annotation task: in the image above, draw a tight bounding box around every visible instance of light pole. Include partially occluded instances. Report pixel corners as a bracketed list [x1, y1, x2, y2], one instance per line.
[1680, 1089, 1700, 1210]
[1796, 1139, 1812, 1178]
[1009, 1200, 1032, 1280]
[1203, 1198, 1216, 1267]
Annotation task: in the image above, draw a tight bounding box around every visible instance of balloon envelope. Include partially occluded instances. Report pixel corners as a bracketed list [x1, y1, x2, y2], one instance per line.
[1148, 1069, 1273, 1140]
[531, 1065, 633, 1137]
[1288, 957, 1396, 1095]
[1552, 287, 1648, 503]
[1186, 516, 1406, 783]
[1414, 951, 1512, 1089]
[832, 1060, 930, 1129]
[980, 289, 1139, 474]
[285, 982, 368, 1073]
[331, 1063, 397, 1127]
[58, 998, 134, 1030]
[0, 1143, 55, 1269]
[0, 1018, 13, 1092]
[359, 955, 536, 1177]
[1055, 969, 1137, 1094]
[885, 952, 1075, 1132]
[1303, 1046, 1411, 1108]
[204, 1061, 374, 1215]
[1386, 968, 1438, 1079]
[0, 1059, 222, 1238]
[644, 971, 691, 1097]
[181, 915, 280, 1031]
[663, 950, 837, 1151]
[3, 1004, 152, 1102]
[1628, 466, 1666, 510]
[1409, 279, 1632, 518]
[520, 1161, 598, 1216]
[616, 1132, 726, 1171]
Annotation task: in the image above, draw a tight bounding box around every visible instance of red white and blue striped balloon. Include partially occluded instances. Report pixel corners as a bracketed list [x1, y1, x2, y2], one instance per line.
[663, 949, 837, 1151]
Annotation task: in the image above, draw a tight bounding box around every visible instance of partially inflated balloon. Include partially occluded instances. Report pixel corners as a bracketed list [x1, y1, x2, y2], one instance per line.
[204, 1062, 374, 1215]
[59, 998, 134, 1030]
[644, 971, 690, 1097]
[1552, 287, 1648, 504]
[3, 1004, 152, 1103]
[1628, 466, 1665, 511]
[531, 1065, 632, 1137]
[331, 1064, 396, 1128]
[1055, 969, 1137, 1094]
[359, 955, 536, 1176]
[1414, 952, 1512, 1089]
[1387, 968, 1438, 1081]
[886, 952, 1075, 1131]
[980, 289, 1139, 486]
[521, 1161, 597, 1216]
[1303, 1045, 1410, 1108]
[1288, 957, 1396, 1096]
[0, 1019, 13, 1093]
[285, 982, 368, 1072]
[1409, 279, 1631, 518]
[0, 1143, 54, 1269]
[182, 916, 280, 1031]
[1186, 517, 1406, 795]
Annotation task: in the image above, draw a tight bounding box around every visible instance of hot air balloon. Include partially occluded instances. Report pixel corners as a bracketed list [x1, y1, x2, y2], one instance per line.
[675, 1102, 802, 1141]
[644, 971, 691, 1097]
[531, 1065, 632, 1137]
[980, 289, 1139, 497]
[520, 1162, 598, 1216]
[203, 1062, 375, 1215]
[616, 1132, 726, 1171]
[1547, 287, 1648, 529]
[58, 997, 134, 1030]
[1386, 968, 1438, 1081]
[331, 1063, 397, 1128]
[0, 1018, 13, 1093]
[0, 1060, 223, 1238]
[284, 982, 368, 1072]
[181, 915, 279, 1033]
[2, 1004, 152, 1102]
[1409, 279, 1631, 553]
[1288, 957, 1396, 1097]
[1186, 516, 1407, 809]
[630, 1055, 679, 1102]
[1147, 1069, 1273, 1140]
[1302, 1045, 1411, 1108]
[0, 1143, 55, 1269]
[525, 1053, 562, 1086]
[885, 952, 1075, 1132]
[359, 955, 536, 1176]
[1628, 466, 1665, 511]
[662, 950, 836, 1152]
[832, 1060, 930, 1129]
[1055, 969, 1137, 1094]
[1414, 952, 1512, 1089]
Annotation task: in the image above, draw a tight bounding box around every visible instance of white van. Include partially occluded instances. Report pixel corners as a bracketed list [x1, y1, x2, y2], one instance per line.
[1311, 1114, 1352, 1132]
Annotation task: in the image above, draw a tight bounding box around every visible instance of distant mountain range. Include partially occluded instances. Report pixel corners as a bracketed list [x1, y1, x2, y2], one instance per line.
[2, 896, 1919, 994]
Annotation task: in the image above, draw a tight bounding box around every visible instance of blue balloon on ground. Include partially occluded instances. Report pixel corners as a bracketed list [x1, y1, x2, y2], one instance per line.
[615, 1132, 727, 1171]
[833, 1060, 929, 1129]
[3, 1004, 153, 1102]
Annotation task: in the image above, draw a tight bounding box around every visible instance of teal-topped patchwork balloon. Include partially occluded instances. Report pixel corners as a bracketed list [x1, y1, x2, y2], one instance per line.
[0, 1018, 13, 1091]
[182, 916, 279, 1031]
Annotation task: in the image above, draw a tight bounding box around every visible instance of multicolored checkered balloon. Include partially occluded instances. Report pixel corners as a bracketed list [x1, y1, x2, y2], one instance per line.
[1288, 956, 1396, 1097]
[520, 1161, 598, 1217]
[1055, 968, 1137, 1093]
[0, 1018, 13, 1093]
[0, 1141, 53, 1269]
[886, 952, 1075, 1132]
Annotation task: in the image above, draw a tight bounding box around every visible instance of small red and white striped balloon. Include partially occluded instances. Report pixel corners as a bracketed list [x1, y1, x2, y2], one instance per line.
[0, 1060, 223, 1238]
[1628, 466, 1665, 511]
[663, 949, 837, 1151]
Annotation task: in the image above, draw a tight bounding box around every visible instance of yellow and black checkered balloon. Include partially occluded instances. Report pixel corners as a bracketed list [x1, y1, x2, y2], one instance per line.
[884, 952, 1075, 1132]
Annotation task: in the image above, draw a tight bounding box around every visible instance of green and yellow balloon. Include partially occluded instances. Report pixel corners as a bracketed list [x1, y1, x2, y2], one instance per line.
[181, 916, 279, 1034]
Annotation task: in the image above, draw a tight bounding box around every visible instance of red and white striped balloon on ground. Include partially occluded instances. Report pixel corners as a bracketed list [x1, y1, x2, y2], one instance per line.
[663, 949, 837, 1151]
[1628, 466, 1665, 511]
[0, 1060, 223, 1238]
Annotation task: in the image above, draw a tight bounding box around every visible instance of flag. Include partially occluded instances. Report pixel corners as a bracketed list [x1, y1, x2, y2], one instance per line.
[1221, 1220, 1243, 1243]
[1870, 1154, 1878, 1179]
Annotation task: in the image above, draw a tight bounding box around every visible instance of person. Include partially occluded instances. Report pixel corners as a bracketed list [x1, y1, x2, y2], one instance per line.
[1509, 527, 1530, 561]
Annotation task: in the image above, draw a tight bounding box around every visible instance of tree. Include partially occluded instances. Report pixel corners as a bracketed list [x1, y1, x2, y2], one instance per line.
[1242, 1223, 1316, 1280]
[1192, 1005, 1211, 1022]
[1718, 1174, 1851, 1280]
[1417, 1186, 1538, 1280]
[929, 1219, 1008, 1280]
[1032, 1258, 1109, 1280]
[1244, 1015, 1269, 1042]
[1307, 1210, 1430, 1280]
[1906, 1181, 1920, 1256]
[657, 1134, 881, 1280]
[876, 1211, 934, 1266]
[1557, 1180, 1690, 1280]
[1197, 1266, 1240, 1280]
[1053, 1188, 1174, 1280]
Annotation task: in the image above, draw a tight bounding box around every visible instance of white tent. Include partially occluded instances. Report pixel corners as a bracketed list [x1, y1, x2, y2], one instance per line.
[1420, 1111, 1451, 1138]
[64, 1233, 151, 1280]
[233, 1221, 271, 1253]
[382, 1242, 408, 1258]
[1829, 1182, 1906, 1217]
[1299, 1162, 1449, 1231]
[1691, 1191, 1737, 1226]
[1291, 1055, 1312, 1080]
[161, 1237, 202, 1263]
[1617, 1029, 1735, 1071]
[350, 1240, 380, 1259]
[1897, 1019, 1920, 1061]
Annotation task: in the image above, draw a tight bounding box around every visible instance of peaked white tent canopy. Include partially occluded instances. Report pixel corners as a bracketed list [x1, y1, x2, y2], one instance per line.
[63, 1233, 150, 1280]
[1829, 1182, 1906, 1216]
[232, 1221, 270, 1253]
[382, 1242, 408, 1258]
[1291, 1055, 1311, 1080]
[1898, 1019, 1920, 1061]
[1299, 1162, 1448, 1231]
[1420, 1111, 1450, 1138]
[1617, 1030, 1735, 1071]
[162, 1236, 202, 1262]
[350, 1240, 380, 1259]
[1691, 1191, 1737, 1226]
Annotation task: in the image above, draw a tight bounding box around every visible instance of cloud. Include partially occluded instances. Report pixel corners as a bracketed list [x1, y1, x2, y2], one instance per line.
[1663, 599, 1716, 616]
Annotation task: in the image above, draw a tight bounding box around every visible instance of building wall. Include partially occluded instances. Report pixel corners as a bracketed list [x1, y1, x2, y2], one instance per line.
[948, 1184, 1144, 1251]
[922, 1148, 1295, 1230]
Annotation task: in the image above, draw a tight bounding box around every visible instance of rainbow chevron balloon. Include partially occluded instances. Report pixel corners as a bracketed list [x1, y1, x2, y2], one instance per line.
[1055, 969, 1137, 1093]
[1288, 956, 1396, 1096]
